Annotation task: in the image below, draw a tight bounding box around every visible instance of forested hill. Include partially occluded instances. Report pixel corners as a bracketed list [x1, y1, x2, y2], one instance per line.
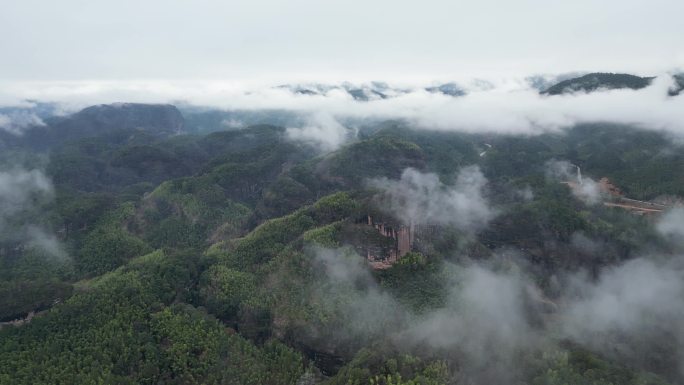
[1, 103, 684, 384]
[541, 72, 655, 95]
[0, 103, 185, 150]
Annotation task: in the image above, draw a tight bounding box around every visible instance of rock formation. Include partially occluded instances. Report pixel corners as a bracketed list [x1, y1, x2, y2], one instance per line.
[363, 215, 414, 269]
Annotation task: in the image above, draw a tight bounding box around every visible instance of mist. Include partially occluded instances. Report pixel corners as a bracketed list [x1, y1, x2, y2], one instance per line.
[306, 245, 684, 382]
[656, 207, 684, 244]
[286, 112, 357, 152]
[368, 166, 495, 231]
[307, 246, 542, 383]
[558, 256, 684, 370]
[0, 167, 66, 258]
[0, 111, 45, 135]
[546, 159, 603, 205]
[1, 74, 683, 142]
[295, 164, 684, 383]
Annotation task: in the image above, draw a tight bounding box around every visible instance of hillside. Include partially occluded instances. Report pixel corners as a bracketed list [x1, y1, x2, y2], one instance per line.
[541, 73, 655, 95]
[0, 103, 185, 150]
[0, 105, 683, 385]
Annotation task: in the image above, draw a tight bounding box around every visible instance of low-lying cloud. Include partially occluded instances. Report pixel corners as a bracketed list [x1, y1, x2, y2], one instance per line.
[546, 159, 602, 205]
[560, 257, 684, 341]
[557, 255, 684, 376]
[656, 207, 684, 242]
[0, 168, 53, 227]
[1, 74, 683, 138]
[0, 111, 45, 135]
[0, 168, 66, 258]
[403, 263, 537, 382]
[313, 247, 537, 382]
[286, 113, 356, 152]
[369, 166, 495, 231]
[306, 242, 684, 382]
[299, 183, 684, 382]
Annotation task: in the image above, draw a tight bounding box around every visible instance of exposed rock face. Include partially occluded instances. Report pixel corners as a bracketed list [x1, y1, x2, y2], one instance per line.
[73, 103, 184, 135]
[364, 215, 414, 269]
[563, 177, 670, 216]
[541, 73, 654, 95]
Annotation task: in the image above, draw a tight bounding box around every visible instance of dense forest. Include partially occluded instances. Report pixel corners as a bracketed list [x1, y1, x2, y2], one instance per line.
[1, 86, 684, 385]
[540, 73, 655, 95]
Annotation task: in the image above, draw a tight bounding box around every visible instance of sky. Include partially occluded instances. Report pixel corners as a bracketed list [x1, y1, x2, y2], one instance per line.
[1, 0, 683, 82]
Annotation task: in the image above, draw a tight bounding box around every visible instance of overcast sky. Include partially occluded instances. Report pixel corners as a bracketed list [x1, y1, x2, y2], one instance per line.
[1, 0, 683, 82]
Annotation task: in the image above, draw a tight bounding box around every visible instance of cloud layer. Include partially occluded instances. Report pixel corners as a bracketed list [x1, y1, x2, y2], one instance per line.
[2, 74, 683, 147]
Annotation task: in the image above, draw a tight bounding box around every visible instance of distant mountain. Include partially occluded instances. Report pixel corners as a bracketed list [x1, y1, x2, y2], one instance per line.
[425, 82, 466, 96]
[275, 83, 339, 96]
[276, 81, 471, 100]
[275, 82, 413, 101]
[541, 73, 655, 95]
[345, 86, 388, 101]
[525, 73, 586, 91]
[70, 103, 184, 135]
[669, 74, 684, 96]
[2, 103, 185, 150]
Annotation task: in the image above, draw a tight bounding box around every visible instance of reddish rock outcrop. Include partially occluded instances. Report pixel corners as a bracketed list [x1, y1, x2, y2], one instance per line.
[364, 215, 414, 269]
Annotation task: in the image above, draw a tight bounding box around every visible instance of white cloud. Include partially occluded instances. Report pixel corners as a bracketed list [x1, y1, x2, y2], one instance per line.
[560, 258, 684, 337]
[286, 113, 355, 152]
[574, 178, 602, 205]
[369, 166, 495, 231]
[2, 75, 683, 138]
[657, 207, 684, 240]
[557, 256, 684, 375]
[0, 168, 53, 227]
[0, 111, 45, 135]
[0, 168, 65, 258]
[546, 159, 602, 205]
[406, 264, 536, 380]
[221, 118, 244, 129]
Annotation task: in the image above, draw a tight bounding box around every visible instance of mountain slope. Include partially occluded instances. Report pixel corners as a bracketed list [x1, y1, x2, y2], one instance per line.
[541, 73, 654, 95]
